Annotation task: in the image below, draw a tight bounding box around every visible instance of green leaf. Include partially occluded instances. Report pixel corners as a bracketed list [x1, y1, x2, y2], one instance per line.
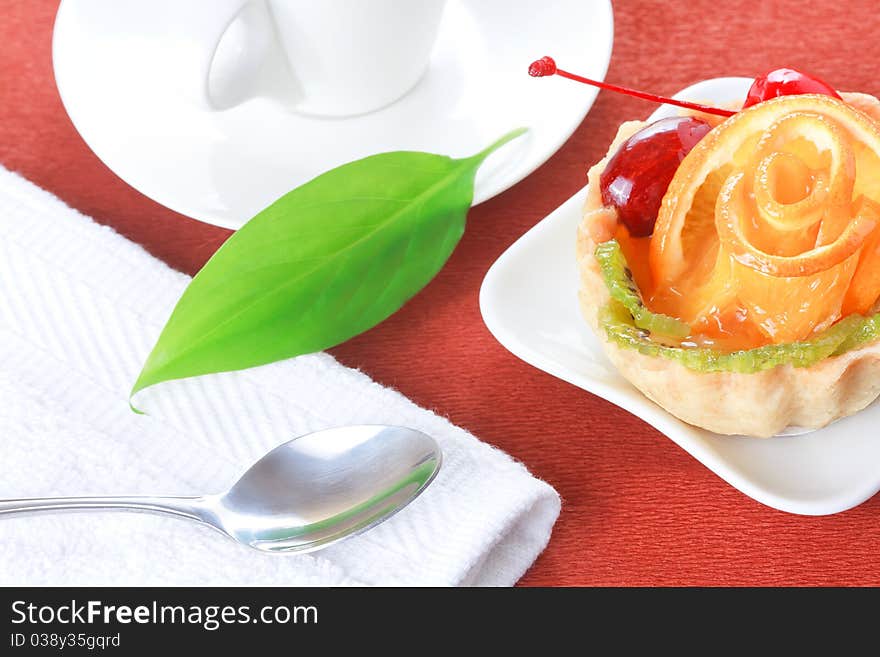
[131, 128, 526, 403]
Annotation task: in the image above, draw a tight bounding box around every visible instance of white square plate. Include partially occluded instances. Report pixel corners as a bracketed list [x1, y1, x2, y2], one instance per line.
[480, 77, 880, 515]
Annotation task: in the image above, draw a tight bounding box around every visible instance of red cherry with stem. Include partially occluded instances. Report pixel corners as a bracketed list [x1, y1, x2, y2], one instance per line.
[600, 116, 712, 237]
[529, 56, 735, 118]
[743, 67, 841, 108]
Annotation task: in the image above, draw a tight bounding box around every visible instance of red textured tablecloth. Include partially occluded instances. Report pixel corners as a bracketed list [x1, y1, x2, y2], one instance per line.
[4, 0, 880, 586]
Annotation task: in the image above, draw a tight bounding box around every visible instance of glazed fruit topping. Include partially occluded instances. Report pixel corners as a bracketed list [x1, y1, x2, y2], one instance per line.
[599, 295, 867, 373]
[743, 68, 841, 109]
[647, 94, 880, 348]
[597, 241, 878, 372]
[599, 117, 712, 237]
[594, 240, 689, 337]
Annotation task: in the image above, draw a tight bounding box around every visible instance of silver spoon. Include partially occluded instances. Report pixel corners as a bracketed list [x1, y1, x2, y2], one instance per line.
[0, 425, 441, 553]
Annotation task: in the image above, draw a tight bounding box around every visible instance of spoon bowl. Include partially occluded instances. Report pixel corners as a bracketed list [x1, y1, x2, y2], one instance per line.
[0, 425, 442, 554]
[213, 425, 442, 552]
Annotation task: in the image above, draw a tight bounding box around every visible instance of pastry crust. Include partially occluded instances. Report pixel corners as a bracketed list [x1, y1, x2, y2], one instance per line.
[576, 94, 880, 437]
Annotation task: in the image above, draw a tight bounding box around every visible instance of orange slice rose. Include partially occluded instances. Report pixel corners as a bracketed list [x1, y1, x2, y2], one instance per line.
[647, 94, 880, 346]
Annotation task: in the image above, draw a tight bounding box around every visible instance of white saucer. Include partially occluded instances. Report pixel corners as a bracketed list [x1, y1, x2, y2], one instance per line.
[52, 0, 613, 229]
[480, 77, 880, 516]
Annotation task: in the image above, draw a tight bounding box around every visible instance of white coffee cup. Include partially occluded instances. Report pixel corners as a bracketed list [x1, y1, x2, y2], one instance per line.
[178, 0, 447, 116]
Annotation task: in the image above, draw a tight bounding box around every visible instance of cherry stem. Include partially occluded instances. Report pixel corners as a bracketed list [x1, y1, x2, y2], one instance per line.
[529, 56, 736, 118]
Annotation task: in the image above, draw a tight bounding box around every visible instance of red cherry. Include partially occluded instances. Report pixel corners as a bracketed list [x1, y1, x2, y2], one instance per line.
[743, 68, 841, 109]
[600, 117, 712, 237]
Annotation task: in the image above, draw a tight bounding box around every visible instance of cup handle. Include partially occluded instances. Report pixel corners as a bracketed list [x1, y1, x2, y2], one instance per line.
[181, 0, 276, 110]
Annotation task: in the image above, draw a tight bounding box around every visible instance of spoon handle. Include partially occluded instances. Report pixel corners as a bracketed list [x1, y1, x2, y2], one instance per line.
[0, 496, 210, 522]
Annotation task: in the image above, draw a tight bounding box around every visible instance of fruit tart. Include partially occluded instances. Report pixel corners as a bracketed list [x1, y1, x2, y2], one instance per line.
[538, 61, 880, 436]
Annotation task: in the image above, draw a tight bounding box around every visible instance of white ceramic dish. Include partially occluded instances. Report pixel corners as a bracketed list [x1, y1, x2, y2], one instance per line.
[480, 76, 880, 515]
[52, 0, 613, 229]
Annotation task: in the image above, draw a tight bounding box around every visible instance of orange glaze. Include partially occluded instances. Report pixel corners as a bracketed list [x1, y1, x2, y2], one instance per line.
[617, 95, 880, 351]
[617, 224, 772, 350]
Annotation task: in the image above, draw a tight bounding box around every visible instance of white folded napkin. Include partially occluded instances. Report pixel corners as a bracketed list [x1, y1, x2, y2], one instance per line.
[0, 166, 559, 586]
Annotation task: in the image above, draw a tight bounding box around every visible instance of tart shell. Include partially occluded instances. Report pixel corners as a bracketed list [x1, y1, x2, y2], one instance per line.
[576, 95, 880, 437]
